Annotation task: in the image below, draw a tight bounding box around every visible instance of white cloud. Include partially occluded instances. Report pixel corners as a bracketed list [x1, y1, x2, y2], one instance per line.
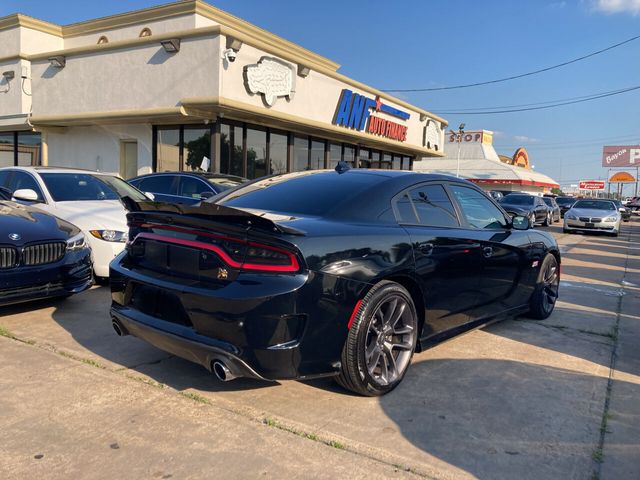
[592, 0, 640, 15]
[514, 135, 540, 143]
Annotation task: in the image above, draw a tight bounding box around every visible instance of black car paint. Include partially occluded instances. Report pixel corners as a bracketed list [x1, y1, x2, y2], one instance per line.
[110, 171, 559, 381]
[0, 201, 92, 306]
[499, 194, 550, 224]
[554, 197, 576, 218]
[542, 197, 561, 222]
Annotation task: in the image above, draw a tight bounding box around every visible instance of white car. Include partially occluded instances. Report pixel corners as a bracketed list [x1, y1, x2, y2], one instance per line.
[563, 199, 621, 237]
[0, 167, 148, 278]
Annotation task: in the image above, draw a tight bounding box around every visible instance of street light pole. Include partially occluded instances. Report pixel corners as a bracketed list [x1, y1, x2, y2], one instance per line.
[454, 123, 465, 178]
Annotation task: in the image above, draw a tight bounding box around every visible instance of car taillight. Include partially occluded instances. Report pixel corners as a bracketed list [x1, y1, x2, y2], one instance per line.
[132, 225, 299, 273]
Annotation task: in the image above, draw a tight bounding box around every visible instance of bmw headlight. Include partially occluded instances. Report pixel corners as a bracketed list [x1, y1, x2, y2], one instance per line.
[604, 216, 618, 222]
[66, 232, 87, 251]
[565, 214, 577, 220]
[89, 230, 127, 243]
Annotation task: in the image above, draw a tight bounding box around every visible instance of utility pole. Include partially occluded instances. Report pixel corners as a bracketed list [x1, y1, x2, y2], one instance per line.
[451, 123, 465, 178]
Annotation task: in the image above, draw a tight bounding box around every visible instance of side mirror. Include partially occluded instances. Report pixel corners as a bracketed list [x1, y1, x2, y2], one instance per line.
[199, 191, 214, 201]
[144, 192, 155, 201]
[511, 215, 530, 230]
[12, 189, 40, 202]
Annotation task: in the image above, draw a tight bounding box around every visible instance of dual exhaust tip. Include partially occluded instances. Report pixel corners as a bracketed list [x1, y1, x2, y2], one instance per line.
[111, 317, 237, 382]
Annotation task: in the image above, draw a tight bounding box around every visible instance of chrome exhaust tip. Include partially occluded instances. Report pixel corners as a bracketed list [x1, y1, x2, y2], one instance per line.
[111, 319, 128, 337]
[212, 361, 236, 382]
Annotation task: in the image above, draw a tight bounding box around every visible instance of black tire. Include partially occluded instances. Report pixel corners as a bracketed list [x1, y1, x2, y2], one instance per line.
[543, 213, 550, 227]
[529, 213, 536, 228]
[336, 281, 418, 396]
[526, 254, 559, 320]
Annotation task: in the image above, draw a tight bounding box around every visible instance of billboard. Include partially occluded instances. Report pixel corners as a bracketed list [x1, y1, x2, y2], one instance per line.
[609, 171, 636, 183]
[579, 180, 605, 190]
[602, 146, 640, 167]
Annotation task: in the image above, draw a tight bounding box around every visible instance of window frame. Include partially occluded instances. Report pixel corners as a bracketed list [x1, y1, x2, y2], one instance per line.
[392, 181, 461, 228]
[447, 183, 511, 231]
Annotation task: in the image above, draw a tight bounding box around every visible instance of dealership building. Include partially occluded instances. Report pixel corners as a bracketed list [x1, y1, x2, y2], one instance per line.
[0, 0, 447, 180]
[413, 130, 559, 195]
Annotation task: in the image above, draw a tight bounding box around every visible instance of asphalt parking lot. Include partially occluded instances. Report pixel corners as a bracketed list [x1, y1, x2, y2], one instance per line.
[1, 219, 639, 480]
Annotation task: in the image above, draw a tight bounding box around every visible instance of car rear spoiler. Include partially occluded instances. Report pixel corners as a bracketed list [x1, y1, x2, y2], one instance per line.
[121, 196, 306, 236]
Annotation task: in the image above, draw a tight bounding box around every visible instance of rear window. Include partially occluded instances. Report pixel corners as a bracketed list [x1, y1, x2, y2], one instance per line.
[555, 197, 575, 206]
[217, 171, 381, 216]
[501, 195, 534, 205]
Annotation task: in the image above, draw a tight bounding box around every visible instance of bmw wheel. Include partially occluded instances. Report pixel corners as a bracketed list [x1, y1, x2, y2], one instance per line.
[337, 281, 418, 396]
[527, 254, 559, 320]
[543, 212, 551, 227]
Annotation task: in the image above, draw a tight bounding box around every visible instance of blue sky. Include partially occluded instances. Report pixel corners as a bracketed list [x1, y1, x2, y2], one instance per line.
[4, 0, 640, 194]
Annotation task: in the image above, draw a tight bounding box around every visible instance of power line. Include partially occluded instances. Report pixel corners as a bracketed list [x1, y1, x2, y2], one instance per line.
[432, 84, 640, 115]
[383, 33, 640, 93]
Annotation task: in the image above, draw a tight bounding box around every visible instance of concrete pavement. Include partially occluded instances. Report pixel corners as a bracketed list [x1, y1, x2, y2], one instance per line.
[1, 219, 638, 479]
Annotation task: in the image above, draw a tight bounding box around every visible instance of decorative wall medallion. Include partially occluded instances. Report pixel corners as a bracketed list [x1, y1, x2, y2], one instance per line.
[424, 119, 444, 151]
[244, 57, 295, 107]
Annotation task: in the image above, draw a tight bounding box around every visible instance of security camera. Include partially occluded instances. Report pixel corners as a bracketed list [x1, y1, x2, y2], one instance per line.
[222, 48, 236, 62]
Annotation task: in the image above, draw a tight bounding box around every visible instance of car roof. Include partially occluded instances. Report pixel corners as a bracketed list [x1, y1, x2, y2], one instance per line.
[130, 171, 247, 181]
[0, 166, 115, 176]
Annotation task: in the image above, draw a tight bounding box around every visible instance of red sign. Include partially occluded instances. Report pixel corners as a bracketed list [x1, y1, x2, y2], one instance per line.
[579, 180, 605, 190]
[602, 146, 640, 167]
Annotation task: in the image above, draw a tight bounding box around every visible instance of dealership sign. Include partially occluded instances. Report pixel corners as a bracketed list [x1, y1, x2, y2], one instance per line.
[334, 89, 410, 142]
[602, 145, 640, 167]
[579, 180, 605, 190]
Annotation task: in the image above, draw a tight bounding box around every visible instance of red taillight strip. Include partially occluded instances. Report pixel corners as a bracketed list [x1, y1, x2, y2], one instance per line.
[134, 232, 299, 273]
[347, 300, 363, 329]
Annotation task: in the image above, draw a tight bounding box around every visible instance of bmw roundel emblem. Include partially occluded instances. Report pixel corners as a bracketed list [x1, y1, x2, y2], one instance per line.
[8, 233, 21, 241]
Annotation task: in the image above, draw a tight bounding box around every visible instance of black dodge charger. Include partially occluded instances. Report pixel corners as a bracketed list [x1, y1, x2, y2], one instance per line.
[1, 198, 92, 306]
[110, 169, 560, 396]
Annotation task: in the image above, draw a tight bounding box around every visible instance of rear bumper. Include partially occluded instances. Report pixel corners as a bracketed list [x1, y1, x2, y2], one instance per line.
[110, 254, 371, 380]
[0, 248, 92, 306]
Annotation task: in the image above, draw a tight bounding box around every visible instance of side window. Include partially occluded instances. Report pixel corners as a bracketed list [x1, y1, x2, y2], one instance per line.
[6, 172, 44, 201]
[449, 185, 507, 230]
[408, 184, 459, 227]
[394, 193, 418, 223]
[138, 176, 177, 195]
[0, 171, 10, 187]
[393, 184, 459, 227]
[179, 177, 209, 198]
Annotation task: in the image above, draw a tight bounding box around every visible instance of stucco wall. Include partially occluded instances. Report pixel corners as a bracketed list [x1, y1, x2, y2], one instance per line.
[46, 124, 152, 175]
[220, 39, 444, 152]
[31, 35, 220, 115]
[0, 58, 24, 117]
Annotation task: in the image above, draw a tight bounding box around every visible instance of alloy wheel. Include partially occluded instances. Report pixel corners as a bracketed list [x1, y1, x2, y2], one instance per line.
[365, 295, 416, 386]
[541, 257, 559, 313]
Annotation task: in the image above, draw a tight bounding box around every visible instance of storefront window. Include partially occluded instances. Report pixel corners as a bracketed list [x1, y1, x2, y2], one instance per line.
[310, 140, 325, 170]
[183, 127, 211, 172]
[343, 145, 355, 166]
[382, 153, 392, 169]
[371, 150, 380, 169]
[246, 127, 267, 179]
[0, 133, 14, 168]
[17, 132, 41, 166]
[402, 156, 412, 170]
[329, 143, 341, 169]
[269, 132, 288, 174]
[358, 148, 371, 168]
[294, 135, 310, 171]
[157, 128, 180, 172]
[392, 154, 401, 170]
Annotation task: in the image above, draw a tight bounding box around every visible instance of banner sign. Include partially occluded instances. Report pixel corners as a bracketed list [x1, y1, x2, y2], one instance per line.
[579, 180, 605, 190]
[602, 146, 640, 167]
[334, 89, 410, 142]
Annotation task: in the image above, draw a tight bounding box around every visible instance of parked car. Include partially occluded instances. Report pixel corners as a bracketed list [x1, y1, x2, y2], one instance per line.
[542, 196, 561, 223]
[612, 200, 631, 222]
[129, 172, 247, 205]
[626, 196, 640, 212]
[0, 167, 149, 279]
[0, 198, 92, 306]
[110, 169, 561, 396]
[489, 190, 504, 201]
[554, 196, 576, 218]
[564, 199, 621, 236]
[498, 193, 552, 226]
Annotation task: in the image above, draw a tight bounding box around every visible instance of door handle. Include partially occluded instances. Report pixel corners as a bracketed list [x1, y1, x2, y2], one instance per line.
[482, 246, 493, 258]
[418, 243, 434, 255]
